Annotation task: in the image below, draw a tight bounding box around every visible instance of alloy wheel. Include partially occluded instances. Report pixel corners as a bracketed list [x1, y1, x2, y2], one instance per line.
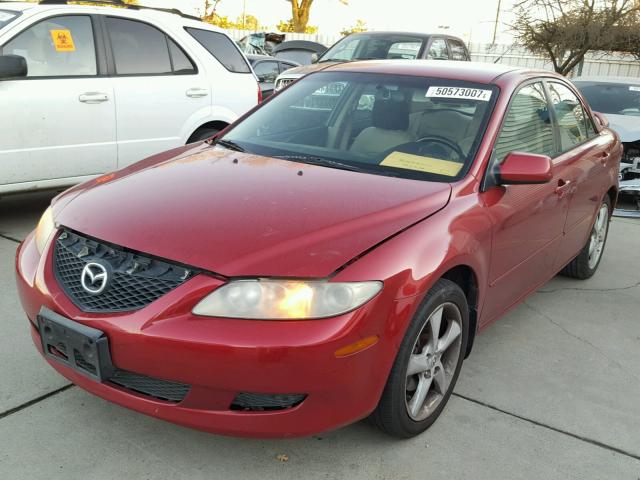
[588, 204, 609, 269]
[404, 302, 463, 421]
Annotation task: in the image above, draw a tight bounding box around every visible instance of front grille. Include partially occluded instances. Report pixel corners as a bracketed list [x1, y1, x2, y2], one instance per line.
[53, 230, 193, 313]
[109, 369, 190, 403]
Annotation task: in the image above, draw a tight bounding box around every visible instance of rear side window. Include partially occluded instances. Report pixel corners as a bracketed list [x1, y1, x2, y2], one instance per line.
[448, 40, 468, 61]
[107, 18, 171, 75]
[168, 38, 196, 74]
[547, 82, 593, 150]
[1, 15, 96, 77]
[186, 28, 251, 73]
[493, 82, 555, 163]
[106, 18, 196, 76]
[427, 38, 448, 60]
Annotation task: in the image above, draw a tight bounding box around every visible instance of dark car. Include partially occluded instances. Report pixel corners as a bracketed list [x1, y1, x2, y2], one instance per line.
[247, 54, 299, 99]
[275, 31, 470, 91]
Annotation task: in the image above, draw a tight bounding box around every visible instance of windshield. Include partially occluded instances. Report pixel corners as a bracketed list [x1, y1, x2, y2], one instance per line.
[319, 33, 425, 62]
[221, 72, 498, 182]
[0, 9, 19, 29]
[574, 81, 640, 117]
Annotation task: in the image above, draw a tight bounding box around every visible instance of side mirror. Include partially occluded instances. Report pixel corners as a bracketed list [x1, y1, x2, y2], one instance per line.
[592, 111, 609, 128]
[311, 53, 319, 64]
[498, 152, 553, 185]
[0, 55, 27, 79]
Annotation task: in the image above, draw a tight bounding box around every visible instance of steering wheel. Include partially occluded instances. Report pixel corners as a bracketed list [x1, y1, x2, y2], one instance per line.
[416, 135, 465, 161]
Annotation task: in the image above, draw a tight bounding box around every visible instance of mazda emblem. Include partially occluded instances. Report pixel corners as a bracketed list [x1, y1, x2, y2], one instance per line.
[80, 262, 109, 294]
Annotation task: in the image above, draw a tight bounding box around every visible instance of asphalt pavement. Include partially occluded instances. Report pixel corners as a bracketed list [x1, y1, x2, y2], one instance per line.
[1, 190, 639, 479]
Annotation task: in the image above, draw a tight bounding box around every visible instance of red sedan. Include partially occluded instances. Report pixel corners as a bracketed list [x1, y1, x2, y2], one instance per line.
[16, 61, 620, 438]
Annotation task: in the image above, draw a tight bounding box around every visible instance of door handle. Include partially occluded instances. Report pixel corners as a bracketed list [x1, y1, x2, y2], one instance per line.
[555, 179, 572, 198]
[79, 92, 109, 104]
[186, 88, 209, 98]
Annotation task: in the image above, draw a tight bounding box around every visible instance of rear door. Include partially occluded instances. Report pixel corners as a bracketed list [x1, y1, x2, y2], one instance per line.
[0, 14, 116, 186]
[103, 16, 209, 168]
[545, 80, 613, 269]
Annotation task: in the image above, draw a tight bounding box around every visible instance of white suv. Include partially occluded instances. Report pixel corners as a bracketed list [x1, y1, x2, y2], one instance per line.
[0, 1, 259, 195]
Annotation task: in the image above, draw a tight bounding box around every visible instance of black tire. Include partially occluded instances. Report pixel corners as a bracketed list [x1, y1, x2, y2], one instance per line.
[371, 278, 469, 438]
[560, 195, 611, 280]
[187, 127, 220, 144]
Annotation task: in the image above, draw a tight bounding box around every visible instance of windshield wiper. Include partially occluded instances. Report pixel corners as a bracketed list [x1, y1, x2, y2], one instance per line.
[273, 155, 365, 172]
[215, 139, 245, 152]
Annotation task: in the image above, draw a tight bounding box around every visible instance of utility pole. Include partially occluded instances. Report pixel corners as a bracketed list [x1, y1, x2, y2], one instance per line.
[492, 0, 502, 44]
[242, 0, 247, 29]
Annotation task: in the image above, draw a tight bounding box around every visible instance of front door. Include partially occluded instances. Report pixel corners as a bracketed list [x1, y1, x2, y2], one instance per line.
[481, 81, 571, 324]
[0, 14, 116, 187]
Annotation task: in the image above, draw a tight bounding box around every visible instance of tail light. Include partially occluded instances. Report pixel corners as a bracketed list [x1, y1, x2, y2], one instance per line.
[257, 82, 263, 104]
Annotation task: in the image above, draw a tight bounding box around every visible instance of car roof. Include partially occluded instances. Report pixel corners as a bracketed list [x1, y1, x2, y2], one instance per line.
[346, 31, 463, 40]
[0, 1, 216, 28]
[321, 60, 551, 85]
[572, 76, 640, 85]
[0, 2, 35, 11]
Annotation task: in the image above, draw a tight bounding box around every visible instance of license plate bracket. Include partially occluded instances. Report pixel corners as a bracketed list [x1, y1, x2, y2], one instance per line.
[37, 307, 114, 382]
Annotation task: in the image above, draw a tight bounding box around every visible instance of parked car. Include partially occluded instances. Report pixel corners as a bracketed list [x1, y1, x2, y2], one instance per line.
[247, 54, 299, 99]
[271, 40, 327, 65]
[274, 31, 470, 91]
[0, 0, 259, 195]
[17, 61, 620, 439]
[573, 76, 640, 214]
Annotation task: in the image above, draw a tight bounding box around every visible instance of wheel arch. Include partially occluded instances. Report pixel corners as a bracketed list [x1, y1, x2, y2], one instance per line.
[440, 264, 479, 358]
[187, 120, 230, 144]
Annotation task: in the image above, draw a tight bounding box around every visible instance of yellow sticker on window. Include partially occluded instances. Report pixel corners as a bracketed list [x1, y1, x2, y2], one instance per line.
[50, 30, 76, 52]
[380, 151, 463, 176]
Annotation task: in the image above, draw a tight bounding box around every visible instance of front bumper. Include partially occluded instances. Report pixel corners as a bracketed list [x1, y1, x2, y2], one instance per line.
[16, 231, 413, 438]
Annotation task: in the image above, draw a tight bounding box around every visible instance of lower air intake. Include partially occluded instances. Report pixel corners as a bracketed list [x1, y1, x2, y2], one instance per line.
[230, 392, 306, 411]
[109, 370, 190, 403]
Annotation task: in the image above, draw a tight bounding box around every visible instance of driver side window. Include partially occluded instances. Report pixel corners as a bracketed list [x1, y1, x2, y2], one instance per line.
[493, 82, 554, 164]
[1, 15, 97, 77]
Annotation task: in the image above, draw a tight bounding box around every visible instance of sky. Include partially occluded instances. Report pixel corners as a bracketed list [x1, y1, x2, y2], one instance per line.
[145, 0, 518, 44]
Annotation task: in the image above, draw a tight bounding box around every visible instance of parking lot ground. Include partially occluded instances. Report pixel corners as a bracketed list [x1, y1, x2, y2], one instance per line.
[1, 192, 639, 479]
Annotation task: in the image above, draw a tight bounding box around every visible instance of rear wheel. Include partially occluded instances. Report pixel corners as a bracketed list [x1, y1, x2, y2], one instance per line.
[371, 279, 468, 438]
[561, 196, 611, 279]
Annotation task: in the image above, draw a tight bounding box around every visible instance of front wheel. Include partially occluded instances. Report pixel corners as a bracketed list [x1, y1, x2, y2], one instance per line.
[371, 279, 468, 438]
[561, 196, 611, 279]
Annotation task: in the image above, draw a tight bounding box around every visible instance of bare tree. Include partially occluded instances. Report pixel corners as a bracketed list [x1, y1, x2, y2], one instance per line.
[512, 0, 640, 75]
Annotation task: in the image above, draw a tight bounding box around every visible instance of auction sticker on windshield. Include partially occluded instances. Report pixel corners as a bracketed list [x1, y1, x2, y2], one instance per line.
[426, 86, 492, 101]
[381, 152, 463, 176]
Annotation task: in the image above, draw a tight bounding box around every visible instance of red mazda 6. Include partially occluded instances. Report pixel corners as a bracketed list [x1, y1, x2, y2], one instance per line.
[16, 61, 620, 438]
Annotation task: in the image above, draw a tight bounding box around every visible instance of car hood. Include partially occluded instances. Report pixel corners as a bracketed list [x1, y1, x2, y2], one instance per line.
[604, 114, 640, 142]
[279, 61, 340, 77]
[55, 145, 451, 278]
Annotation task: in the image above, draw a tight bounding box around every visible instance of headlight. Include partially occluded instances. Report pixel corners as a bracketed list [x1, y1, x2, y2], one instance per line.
[35, 207, 56, 254]
[192, 279, 383, 320]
